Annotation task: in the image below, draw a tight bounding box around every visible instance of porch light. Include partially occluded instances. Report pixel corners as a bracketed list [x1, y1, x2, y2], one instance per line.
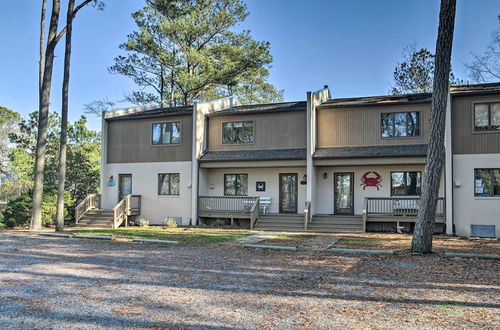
[323, 173, 328, 179]
[106, 175, 116, 187]
[300, 175, 307, 185]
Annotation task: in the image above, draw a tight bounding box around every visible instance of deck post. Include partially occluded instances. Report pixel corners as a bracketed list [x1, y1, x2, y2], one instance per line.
[362, 197, 368, 232]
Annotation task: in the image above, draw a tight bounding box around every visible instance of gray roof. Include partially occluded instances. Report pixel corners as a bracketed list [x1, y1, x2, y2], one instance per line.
[105, 105, 193, 121]
[313, 144, 428, 159]
[207, 101, 306, 117]
[317, 93, 432, 109]
[318, 82, 500, 109]
[200, 148, 307, 162]
[450, 82, 500, 96]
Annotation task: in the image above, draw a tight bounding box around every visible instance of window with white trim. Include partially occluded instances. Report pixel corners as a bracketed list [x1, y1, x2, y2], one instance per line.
[474, 169, 500, 197]
[152, 122, 181, 145]
[381, 112, 420, 138]
[158, 173, 180, 195]
[474, 103, 500, 131]
[222, 121, 254, 144]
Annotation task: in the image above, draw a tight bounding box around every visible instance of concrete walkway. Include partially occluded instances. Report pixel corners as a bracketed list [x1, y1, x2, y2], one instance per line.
[236, 232, 341, 252]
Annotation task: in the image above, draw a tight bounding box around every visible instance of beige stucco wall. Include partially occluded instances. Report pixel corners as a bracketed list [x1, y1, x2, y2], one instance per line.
[315, 164, 445, 215]
[452, 154, 500, 237]
[101, 161, 193, 225]
[200, 167, 307, 214]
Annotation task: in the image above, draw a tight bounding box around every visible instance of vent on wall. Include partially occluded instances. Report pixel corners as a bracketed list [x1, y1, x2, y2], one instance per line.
[470, 225, 496, 238]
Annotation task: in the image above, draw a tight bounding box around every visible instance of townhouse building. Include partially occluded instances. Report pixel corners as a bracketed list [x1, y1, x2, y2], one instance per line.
[75, 83, 500, 238]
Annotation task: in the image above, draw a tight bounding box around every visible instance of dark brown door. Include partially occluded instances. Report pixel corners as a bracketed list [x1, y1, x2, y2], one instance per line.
[118, 174, 132, 202]
[279, 173, 298, 214]
[334, 172, 354, 215]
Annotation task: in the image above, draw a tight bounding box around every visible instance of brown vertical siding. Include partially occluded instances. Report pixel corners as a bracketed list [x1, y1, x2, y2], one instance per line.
[207, 110, 307, 151]
[107, 114, 193, 163]
[452, 94, 500, 154]
[316, 103, 430, 147]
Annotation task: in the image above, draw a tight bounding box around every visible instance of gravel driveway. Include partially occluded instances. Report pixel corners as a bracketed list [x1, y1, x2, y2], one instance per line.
[0, 235, 498, 329]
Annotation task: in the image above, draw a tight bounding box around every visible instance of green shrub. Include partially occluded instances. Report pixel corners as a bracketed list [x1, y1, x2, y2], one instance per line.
[163, 217, 178, 228]
[211, 219, 227, 227]
[138, 218, 150, 227]
[2, 190, 73, 228]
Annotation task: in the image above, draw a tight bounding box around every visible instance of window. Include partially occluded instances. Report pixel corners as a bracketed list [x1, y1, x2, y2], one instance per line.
[474, 169, 500, 197]
[224, 174, 248, 196]
[381, 112, 420, 138]
[222, 121, 253, 144]
[152, 122, 181, 145]
[158, 173, 180, 195]
[474, 103, 500, 131]
[391, 171, 421, 196]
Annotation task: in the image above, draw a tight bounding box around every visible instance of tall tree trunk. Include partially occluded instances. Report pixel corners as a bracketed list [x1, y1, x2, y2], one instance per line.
[30, 0, 61, 230]
[411, 0, 456, 254]
[39, 0, 47, 93]
[55, 0, 76, 232]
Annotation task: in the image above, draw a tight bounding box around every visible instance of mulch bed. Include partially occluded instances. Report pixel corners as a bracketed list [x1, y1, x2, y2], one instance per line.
[335, 233, 500, 255]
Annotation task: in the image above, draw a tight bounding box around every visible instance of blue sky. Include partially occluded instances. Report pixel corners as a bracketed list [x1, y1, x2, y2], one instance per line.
[0, 0, 499, 130]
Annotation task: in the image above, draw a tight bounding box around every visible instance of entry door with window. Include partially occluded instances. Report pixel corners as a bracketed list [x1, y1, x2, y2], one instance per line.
[118, 174, 132, 202]
[279, 173, 298, 213]
[334, 173, 354, 215]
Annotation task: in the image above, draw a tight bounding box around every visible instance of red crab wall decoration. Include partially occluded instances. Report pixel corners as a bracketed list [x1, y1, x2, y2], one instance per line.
[360, 171, 382, 190]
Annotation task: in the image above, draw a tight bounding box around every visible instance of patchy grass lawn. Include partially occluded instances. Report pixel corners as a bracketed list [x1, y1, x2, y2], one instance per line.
[65, 227, 253, 246]
[335, 233, 500, 255]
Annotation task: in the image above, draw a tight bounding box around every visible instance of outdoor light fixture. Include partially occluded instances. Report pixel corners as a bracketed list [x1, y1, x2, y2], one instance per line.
[107, 175, 116, 187]
[300, 175, 307, 185]
[323, 173, 328, 179]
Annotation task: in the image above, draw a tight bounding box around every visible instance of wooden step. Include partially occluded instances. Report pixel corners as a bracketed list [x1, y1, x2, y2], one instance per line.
[78, 219, 113, 223]
[311, 219, 364, 225]
[255, 223, 305, 229]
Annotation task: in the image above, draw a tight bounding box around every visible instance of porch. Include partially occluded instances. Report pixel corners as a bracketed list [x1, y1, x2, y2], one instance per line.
[363, 197, 445, 233]
[198, 196, 445, 233]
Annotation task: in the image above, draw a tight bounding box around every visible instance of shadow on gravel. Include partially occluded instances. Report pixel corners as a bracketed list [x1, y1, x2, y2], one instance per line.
[0, 236, 498, 328]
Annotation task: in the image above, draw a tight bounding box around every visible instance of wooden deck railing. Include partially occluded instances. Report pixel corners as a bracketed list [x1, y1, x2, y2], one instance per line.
[113, 194, 141, 228]
[198, 196, 259, 214]
[75, 193, 100, 223]
[364, 197, 445, 217]
[250, 199, 260, 229]
[304, 201, 311, 231]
